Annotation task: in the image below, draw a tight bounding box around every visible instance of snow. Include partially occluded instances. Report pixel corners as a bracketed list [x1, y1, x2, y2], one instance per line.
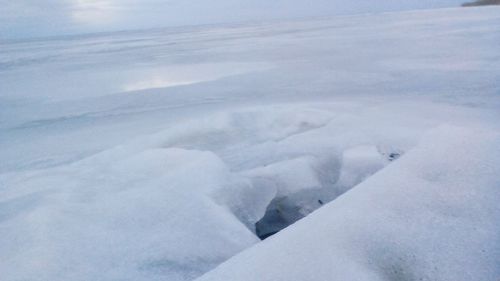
[1, 6, 500, 281]
[336, 145, 386, 190]
[1, 147, 261, 281]
[196, 126, 500, 281]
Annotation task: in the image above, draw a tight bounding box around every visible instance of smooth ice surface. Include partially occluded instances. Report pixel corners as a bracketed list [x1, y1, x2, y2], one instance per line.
[1, 6, 500, 281]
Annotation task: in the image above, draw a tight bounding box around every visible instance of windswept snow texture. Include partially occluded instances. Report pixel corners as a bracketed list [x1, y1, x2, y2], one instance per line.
[1, 7, 500, 281]
[197, 126, 500, 281]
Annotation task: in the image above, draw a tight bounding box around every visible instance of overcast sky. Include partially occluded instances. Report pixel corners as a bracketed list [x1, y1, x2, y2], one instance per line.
[1, 0, 465, 39]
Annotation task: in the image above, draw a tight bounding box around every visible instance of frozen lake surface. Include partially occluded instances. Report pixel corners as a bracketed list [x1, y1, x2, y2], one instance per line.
[1, 6, 499, 281]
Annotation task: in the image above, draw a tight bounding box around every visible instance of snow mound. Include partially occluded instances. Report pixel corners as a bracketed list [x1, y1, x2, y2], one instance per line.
[195, 126, 500, 281]
[0, 148, 260, 281]
[0, 104, 416, 280]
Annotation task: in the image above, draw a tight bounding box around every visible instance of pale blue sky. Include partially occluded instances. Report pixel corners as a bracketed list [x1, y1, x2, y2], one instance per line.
[1, 0, 465, 39]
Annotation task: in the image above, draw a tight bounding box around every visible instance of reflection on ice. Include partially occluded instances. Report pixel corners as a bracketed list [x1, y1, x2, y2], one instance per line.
[122, 63, 271, 92]
[123, 76, 203, 92]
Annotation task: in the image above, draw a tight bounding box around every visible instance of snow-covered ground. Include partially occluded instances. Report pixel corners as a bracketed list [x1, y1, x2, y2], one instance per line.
[1, 6, 499, 281]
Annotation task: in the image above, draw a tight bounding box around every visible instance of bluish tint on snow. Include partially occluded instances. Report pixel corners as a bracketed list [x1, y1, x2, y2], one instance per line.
[0, 6, 499, 281]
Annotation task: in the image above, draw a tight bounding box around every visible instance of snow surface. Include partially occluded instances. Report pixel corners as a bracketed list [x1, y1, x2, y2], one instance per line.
[196, 125, 500, 281]
[1, 6, 500, 281]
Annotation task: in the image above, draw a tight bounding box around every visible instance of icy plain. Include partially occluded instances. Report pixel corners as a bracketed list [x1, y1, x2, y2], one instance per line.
[1, 6, 499, 281]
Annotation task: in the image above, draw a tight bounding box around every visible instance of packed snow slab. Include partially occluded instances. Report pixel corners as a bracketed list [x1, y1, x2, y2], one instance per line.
[196, 126, 500, 281]
[0, 148, 261, 281]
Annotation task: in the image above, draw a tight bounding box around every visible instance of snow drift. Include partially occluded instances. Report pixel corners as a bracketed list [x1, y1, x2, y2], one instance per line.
[196, 126, 500, 281]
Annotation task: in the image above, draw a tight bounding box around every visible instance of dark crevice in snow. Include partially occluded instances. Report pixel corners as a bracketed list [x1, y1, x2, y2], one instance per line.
[255, 189, 335, 240]
[254, 149, 405, 240]
[387, 152, 401, 162]
[255, 197, 298, 240]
